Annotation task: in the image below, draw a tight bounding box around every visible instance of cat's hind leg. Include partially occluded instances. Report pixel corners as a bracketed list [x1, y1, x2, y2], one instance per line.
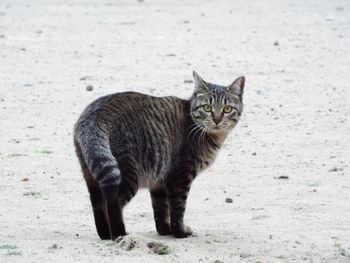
[83, 160, 125, 240]
[150, 187, 171, 235]
[86, 180, 111, 240]
[99, 156, 139, 239]
[101, 183, 126, 240]
[76, 143, 110, 239]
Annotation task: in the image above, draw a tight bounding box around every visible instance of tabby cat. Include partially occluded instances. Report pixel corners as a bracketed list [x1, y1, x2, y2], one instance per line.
[74, 71, 245, 239]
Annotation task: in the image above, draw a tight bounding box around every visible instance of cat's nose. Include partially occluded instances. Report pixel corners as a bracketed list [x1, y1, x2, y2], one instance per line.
[213, 118, 221, 125]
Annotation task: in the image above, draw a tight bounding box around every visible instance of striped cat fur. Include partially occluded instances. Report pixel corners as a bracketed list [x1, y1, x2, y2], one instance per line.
[74, 71, 245, 239]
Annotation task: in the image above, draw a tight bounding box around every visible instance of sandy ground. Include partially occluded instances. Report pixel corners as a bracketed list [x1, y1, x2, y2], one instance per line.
[1, 0, 350, 262]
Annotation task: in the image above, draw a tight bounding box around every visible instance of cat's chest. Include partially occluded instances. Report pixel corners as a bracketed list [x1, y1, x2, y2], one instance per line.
[195, 147, 221, 172]
[193, 134, 226, 173]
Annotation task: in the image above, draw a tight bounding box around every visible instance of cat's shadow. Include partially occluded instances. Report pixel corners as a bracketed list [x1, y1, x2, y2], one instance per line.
[137, 230, 199, 241]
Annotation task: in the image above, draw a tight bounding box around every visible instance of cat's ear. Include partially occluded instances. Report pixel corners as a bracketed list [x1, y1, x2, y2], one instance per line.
[227, 76, 245, 96]
[193, 70, 209, 93]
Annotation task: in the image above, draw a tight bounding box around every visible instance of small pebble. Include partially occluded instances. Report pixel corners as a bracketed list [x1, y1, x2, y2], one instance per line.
[225, 198, 233, 203]
[274, 41, 279, 46]
[86, 85, 94, 91]
[252, 152, 257, 156]
[80, 76, 91, 81]
[329, 167, 343, 172]
[184, 80, 193, 84]
[276, 176, 289, 179]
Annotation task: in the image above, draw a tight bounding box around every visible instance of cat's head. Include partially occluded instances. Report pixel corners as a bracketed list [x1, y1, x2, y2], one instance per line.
[190, 71, 245, 135]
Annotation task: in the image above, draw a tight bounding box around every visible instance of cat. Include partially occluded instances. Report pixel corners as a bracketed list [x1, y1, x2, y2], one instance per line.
[73, 71, 245, 239]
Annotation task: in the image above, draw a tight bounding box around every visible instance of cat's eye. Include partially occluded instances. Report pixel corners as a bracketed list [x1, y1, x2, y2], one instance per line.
[203, 104, 212, 112]
[223, 105, 233, 113]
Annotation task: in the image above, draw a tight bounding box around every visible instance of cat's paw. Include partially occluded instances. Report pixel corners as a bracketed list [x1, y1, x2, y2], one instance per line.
[171, 223, 193, 238]
[110, 226, 127, 240]
[96, 223, 112, 240]
[97, 231, 111, 240]
[156, 222, 171, 236]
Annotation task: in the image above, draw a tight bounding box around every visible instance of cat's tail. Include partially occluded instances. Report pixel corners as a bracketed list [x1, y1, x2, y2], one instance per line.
[74, 118, 121, 188]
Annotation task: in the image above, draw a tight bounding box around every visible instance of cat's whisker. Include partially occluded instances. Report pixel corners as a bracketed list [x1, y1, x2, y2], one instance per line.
[187, 124, 204, 141]
[187, 122, 203, 136]
[188, 122, 201, 133]
[192, 124, 205, 141]
[187, 127, 199, 140]
[199, 125, 209, 145]
[198, 128, 204, 144]
[200, 128, 206, 145]
[187, 123, 198, 130]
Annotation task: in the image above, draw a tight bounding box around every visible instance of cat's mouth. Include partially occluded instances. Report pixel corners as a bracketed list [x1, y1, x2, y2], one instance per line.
[207, 122, 234, 134]
[208, 125, 226, 134]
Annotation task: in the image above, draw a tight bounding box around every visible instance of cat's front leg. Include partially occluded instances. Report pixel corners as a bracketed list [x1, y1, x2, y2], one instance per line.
[166, 172, 194, 238]
[150, 188, 171, 235]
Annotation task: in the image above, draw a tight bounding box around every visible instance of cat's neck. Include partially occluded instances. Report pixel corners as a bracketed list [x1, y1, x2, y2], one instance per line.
[209, 131, 228, 146]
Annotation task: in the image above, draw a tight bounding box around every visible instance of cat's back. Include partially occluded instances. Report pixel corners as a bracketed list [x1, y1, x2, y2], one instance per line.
[109, 91, 186, 115]
[77, 91, 187, 121]
[101, 91, 189, 140]
[75, 92, 190, 148]
[75, 91, 190, 138]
